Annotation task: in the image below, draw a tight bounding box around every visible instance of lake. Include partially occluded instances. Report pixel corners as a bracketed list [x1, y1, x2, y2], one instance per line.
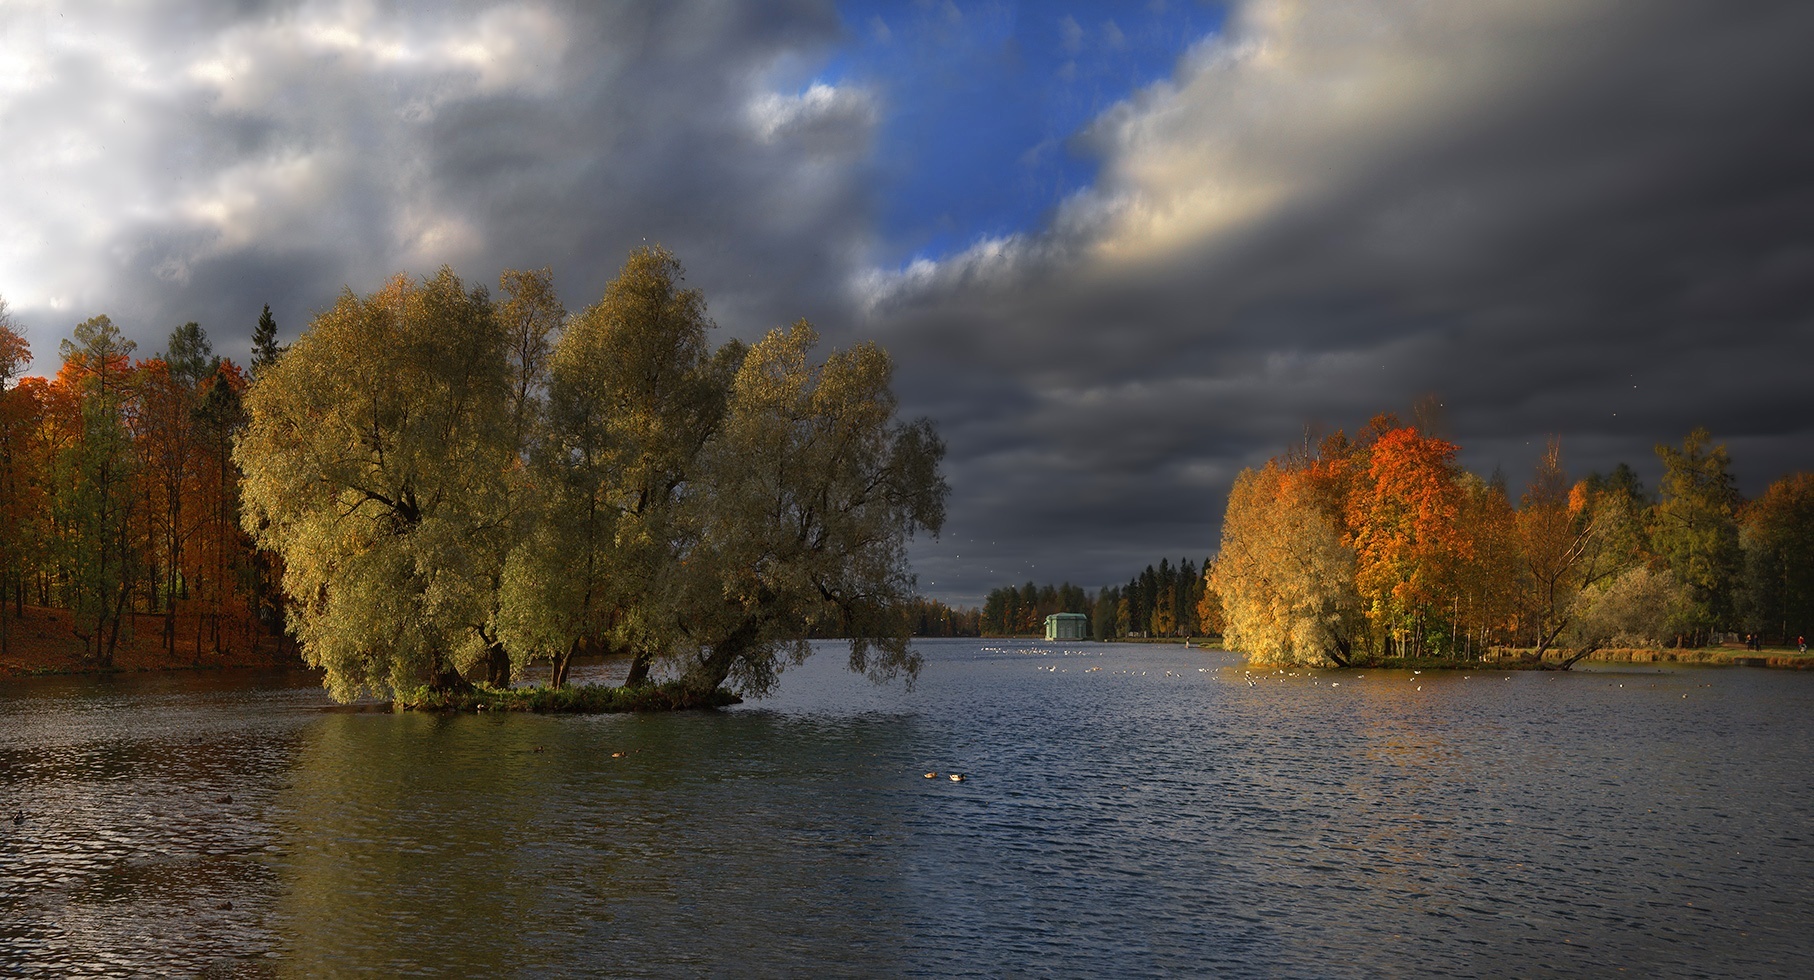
[3, 639, 1811, 977]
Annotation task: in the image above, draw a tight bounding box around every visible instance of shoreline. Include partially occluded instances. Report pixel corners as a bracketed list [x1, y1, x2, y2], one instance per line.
[1234, 645, 1814, 671]
[0, 605, 301, 680]
[395, 681, 742, 713]
[7, 628, 1809, 686]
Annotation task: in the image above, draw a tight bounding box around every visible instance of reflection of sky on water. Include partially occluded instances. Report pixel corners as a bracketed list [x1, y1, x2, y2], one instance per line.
[1, 647, 1811, 975]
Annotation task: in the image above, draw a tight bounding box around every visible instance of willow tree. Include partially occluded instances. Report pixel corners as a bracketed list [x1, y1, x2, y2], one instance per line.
[497, 248, 734, 688]
[237, 269, 517, 699]
[1653, 428, 1742, 643]
[1211, 460, 1362, 667]
[670, 321, 948, 697]
[496, 250, 946, 698]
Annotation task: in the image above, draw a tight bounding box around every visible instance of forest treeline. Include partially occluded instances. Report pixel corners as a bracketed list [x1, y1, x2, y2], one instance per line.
[979, 558, 1216, 638]
[0, 249, 950, 701]
[0, 299, 287, 663]
[1213, 412, 1813, 668]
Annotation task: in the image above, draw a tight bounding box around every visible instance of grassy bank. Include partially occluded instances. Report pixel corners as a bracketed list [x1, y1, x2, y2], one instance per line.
[1576, 646, 1814, 669]
[394, 681, 743, 713]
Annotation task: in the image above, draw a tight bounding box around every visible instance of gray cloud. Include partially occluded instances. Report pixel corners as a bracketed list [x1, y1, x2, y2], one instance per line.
[4, 0, 1811, 608]
[883, 0, 1814, 602]
[0, 0, 867, 363]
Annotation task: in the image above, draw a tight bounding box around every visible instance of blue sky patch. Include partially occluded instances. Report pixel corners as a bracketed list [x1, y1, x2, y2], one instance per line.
[827, 1, 1224, 265]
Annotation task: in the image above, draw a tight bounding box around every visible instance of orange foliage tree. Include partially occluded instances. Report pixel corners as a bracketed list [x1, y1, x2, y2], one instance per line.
[0, 307, 273, 664]
[1346, 425, 1469, 658]
[0, 314, 40, 653]
[1740, 473, 1814, 644]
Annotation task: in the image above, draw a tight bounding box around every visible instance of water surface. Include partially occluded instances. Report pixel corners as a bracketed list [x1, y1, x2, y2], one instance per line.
[3, 641, 1811, 976]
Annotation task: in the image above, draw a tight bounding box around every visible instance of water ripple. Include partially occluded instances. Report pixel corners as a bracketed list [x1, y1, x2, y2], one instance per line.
[2, 647, 1812, 976]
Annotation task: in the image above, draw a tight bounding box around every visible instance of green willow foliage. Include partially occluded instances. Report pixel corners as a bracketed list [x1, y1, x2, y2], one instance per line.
[237, 270, 514, 700]
[238, 249, 947, 702]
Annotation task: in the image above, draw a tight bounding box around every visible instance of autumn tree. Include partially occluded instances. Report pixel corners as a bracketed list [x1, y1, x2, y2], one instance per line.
[1195, 576, 1224, 636]
[1740, 473, 1814, 644]
[188, 362, 252, 654]
[238, 269, 517, 699]
[54, 316, 140, 664]
[1347, 425, 1469, 658]
[0, 303, 37, 653]
[1571, 564, 1687, 651]
[496, 249, 725, 688]
[1652, 428, 1743, 644]
[668, 321, 947, 697]
[245, 252, 946, 704]
[1212, 460, 1362, 667]
[134, 323, 222, 653]
[1508, 440, 1638, 666]
[1449, 471, 1519, 656]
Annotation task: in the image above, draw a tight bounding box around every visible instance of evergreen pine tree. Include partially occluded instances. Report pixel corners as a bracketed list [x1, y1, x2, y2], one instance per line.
[250, 305, 285, 378]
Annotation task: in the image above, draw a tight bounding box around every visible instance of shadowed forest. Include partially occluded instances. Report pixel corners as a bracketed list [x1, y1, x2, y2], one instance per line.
[0, 302, 282, 669]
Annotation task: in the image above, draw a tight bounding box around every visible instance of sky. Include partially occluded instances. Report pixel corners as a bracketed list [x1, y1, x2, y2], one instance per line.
[2, 0, 1811, 606]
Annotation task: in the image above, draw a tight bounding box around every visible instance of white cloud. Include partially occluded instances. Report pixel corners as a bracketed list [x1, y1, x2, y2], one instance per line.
[190, 0, 569, 111]
[859, 0, 1605, 305]
[0, 0, 575, 360]
[746, 81, 877, 149]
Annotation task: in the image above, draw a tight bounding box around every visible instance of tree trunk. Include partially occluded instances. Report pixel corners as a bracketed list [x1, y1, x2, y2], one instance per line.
[682, 617, 763, 698]
[549, 639, 577, 689]
[103, 584, 129, 667]
[681, 646, 738, 699]
[623, 649, 652, 688]
[1325, 636, 1352, 668]
[484, 641, 512, 688]
[1555, 642, 1603, 671]
[429, 663, 476, 694]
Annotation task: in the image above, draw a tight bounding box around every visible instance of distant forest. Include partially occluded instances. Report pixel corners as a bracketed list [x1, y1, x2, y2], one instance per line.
[979, 557, 1214, 639]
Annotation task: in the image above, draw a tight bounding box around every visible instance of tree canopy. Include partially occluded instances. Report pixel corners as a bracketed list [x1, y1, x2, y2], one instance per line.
[1210, 414, 1804, 667]
[239, 249, 947, 701]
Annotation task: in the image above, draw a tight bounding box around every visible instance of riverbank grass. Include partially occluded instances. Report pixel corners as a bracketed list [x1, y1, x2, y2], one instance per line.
[395, 681, 743, 713]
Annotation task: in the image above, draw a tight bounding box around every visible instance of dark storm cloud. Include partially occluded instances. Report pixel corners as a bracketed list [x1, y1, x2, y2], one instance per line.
[883, 0, 1814, 603]
[6, 1, 1811, 608]
[0, 0, 868, 364]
